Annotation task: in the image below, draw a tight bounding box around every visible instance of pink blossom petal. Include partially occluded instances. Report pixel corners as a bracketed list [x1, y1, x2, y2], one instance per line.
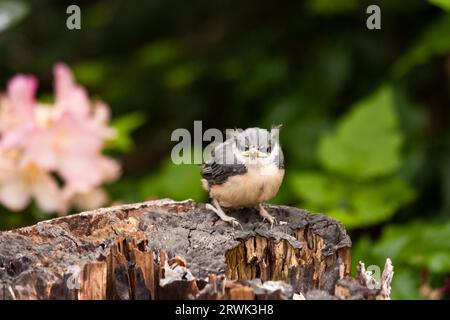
[0, 124, 33, 150]
[23, 112, 103, 172]
[59, 155, 120, 193]
[53, 63, 89, 118]
[0, 157, 31, 210]
[90, 101, 116, 140]
[0, 179, 30, 211]
[70, 188, 109, 211]
[0, 156, 19, 182]
[57, 112, 103, 155]
[59, 155, 104, 192]
[0, 64, 121, 215]
[97, 156, 121, 182]
[7, 74, 38, 110]
[21, 128, 58, 170]
[31, 168, 62, 213]
[54, 63, 75, 99]
[92, 101, 110, 124]
[0, 75, 37, 149]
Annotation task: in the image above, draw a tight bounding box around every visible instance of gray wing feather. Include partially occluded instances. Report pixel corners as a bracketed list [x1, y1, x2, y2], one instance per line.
[276, 147, 284, 169]
[201, 140, 247, 185]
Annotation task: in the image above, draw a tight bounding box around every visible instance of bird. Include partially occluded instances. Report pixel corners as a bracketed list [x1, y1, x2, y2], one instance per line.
[201, 127, 284, 229]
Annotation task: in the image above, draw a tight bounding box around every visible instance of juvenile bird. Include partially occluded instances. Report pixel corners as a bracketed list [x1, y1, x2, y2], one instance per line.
[201, 127, 284, 229]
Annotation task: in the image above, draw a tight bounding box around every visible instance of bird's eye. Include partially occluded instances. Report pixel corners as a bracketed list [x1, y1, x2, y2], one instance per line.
[267, 145, 272, 152]
[244, 145, 249, 151]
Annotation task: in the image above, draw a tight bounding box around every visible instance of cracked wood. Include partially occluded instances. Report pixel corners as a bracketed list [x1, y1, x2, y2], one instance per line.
[0, 199, 354, 300]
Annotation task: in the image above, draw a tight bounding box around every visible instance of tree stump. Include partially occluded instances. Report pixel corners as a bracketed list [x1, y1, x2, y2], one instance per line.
[0, 199, 393, 300]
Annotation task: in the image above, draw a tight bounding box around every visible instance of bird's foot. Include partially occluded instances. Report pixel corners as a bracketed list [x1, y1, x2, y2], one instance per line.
[262, 216, 277, 229]
[206, 203, 243, 230]
[223, 216, 244, 230]
[257, 204, 277, 229]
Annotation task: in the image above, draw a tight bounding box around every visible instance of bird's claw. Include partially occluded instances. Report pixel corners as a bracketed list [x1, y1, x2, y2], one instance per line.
[206, 203, 243, 230]
[263, 217, 278, 229]
[262, 216, 277, 229]
[221, 216, 243, 230]
[230, 218, 244, 230]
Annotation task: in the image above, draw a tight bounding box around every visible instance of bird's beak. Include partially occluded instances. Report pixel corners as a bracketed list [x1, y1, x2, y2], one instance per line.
[242, 148, 268, 159]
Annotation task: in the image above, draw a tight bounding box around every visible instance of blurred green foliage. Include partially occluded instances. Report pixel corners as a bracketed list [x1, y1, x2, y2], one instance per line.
[428, 0, 450, 11]
[393, 13, 450, 76]
[353, 220, 450, 298]
[0, 0, 449, 299]
[107, 112, 147, 152]
[291, 86, 415, 228]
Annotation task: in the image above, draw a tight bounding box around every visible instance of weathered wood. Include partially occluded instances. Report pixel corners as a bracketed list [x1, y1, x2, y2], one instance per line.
[0, 199, 391, 300]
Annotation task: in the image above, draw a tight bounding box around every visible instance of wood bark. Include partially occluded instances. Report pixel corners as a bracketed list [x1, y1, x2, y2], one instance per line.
[0, 199, 392, 300]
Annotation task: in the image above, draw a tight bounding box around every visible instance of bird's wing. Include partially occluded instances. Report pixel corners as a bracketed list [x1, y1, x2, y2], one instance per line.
[201, 162, 247, 185]
[201, 140, 247, 185]
[275, 147, 284, 169]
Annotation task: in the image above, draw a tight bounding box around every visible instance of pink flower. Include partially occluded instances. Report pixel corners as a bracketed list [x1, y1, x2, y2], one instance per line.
[0, 75, 37, 149]
[90, 100, 117, 140]
[24, 112, 119, 191]
[52, 64, 116, 140]
[53, 63, 90, 119]
[0, 63, 121, 214]
[0, 155, 61, 212]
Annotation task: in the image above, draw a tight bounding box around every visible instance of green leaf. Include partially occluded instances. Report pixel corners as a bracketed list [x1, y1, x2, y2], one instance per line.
[164, 63, 202, 89]
[318, 86, 403, 180]
[358, 220, 450, 299]
[428, 0, 450, 11]
[107, 112, 146, 152]
[0, 1, 29, 32]
[306, 0, 358, 15]
[136, 40, 180, 68]
[328, 178, 414, 228]
[139, 158, 207, 202]
[390, 268, 421, 300]
[289, 172, 346, 209]
[290, 172, 414, 228]
[269, 182, 293, 205]
[72, 61, 109, 88]
[393, 14, 450, 76]
[373, 220, 450, 273]
[351, 236, 377, 275]
[348, 178, 415, 227]
[352, 237, 421, 299]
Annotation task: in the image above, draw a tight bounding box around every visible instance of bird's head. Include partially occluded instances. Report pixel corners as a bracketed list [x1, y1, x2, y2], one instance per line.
[232, 127, 281, 165]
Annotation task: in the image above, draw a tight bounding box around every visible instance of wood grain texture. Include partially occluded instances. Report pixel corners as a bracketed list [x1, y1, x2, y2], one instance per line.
[0, 199, 390, 300]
